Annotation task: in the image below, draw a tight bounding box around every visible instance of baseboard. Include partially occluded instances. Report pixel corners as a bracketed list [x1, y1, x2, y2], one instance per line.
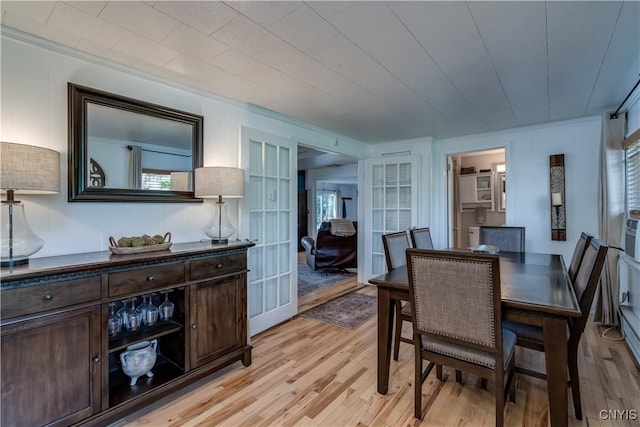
[620, 307, 640, 366]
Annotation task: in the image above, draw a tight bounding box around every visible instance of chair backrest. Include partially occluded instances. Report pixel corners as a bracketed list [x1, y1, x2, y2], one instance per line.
[409, 227, 434, 249]
[479, 226, 525, 252]
[570, 238, 608, 339]
[382, 231, 410, 271]
[406, 249, 502, 354]
[567, 232, 593, 283]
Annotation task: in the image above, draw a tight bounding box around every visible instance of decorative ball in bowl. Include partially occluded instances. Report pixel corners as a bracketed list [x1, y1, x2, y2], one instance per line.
[108, 232, 172, 254]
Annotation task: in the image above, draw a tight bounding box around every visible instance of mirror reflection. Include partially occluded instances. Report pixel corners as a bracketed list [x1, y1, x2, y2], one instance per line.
[68, 83, 203, 202]
[87, 104, 194, 191]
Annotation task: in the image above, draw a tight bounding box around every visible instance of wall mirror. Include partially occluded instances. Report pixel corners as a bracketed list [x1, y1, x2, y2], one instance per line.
[68, 83, 203, 202]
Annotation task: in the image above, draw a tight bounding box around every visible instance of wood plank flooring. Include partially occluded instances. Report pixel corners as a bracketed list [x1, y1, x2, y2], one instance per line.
[121, 286, 640, 427]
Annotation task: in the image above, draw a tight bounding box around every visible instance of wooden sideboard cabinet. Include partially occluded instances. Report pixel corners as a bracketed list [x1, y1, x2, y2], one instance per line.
[0, 241, 254, 427]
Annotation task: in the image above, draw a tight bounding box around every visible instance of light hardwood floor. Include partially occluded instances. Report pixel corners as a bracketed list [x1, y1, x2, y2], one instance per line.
[122, 286, 640, 427]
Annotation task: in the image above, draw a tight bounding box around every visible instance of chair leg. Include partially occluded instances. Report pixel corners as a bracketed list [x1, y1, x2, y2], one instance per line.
[455, 370, 462, 383]
[495, 371, 505, 427]
[393, 300, 402, 361]
[415, 344, 423, 419]
[436, 364, 443, 380]
[568, 342, 582, 420]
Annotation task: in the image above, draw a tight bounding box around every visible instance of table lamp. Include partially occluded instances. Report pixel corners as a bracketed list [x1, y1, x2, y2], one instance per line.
[194, 166, 244, 244]
[1, 142, 60, 266]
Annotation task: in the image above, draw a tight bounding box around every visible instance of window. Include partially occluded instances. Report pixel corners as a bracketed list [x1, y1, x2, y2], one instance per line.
[626, 134, 640, 216]
[316, 190, 337, 230]
[141, 169, 171, 190]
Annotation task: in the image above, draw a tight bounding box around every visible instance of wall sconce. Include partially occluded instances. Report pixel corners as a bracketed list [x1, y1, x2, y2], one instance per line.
[549, 154, 566, 241]
[194, 166, 244, 244]
[1, 142, 60, 266]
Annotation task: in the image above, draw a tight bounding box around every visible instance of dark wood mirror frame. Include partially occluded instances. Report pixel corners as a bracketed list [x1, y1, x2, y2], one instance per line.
[68, 83, 203, 202]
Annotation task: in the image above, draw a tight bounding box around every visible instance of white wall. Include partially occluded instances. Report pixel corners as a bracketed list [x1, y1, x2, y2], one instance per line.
[431, 117, 603, 263]
[1, 34, 370, 258]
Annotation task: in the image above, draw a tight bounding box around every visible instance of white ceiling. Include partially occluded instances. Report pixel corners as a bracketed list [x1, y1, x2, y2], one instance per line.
[2, 1, 639, 143]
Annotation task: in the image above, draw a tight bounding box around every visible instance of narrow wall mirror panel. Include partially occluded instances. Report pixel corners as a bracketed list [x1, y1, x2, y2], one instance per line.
[68, 83, 203, 202]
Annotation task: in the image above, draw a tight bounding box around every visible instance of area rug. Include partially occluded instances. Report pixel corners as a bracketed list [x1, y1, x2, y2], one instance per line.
[302, 293, 376, 329]
[297, 264, 356, 296]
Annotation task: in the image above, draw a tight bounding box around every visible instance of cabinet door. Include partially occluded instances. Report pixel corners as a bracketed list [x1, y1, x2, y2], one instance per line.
[1, 306, 101, 426]
[459, 175, 477, 203]
[189, 274, 246, 368]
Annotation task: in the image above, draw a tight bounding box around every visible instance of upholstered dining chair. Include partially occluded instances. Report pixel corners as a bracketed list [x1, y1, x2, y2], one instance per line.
[381, 231, 413, 361]
[567, 232, 593, 283]
[409, 227, 434, 250]
[406, 249, 516, 426]
[503, 238, 608, 420]
[479, 226, 525, 252]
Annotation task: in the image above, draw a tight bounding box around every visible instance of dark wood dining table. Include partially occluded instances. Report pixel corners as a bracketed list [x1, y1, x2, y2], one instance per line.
[368, 251, 581, 427]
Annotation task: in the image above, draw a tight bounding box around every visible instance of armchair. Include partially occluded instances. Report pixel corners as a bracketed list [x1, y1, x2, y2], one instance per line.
[301, 221, 357, 271]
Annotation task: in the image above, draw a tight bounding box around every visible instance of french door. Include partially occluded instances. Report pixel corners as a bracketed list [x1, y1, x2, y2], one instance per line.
[364, 156, 419, 279]
[240, 127, 297, 336]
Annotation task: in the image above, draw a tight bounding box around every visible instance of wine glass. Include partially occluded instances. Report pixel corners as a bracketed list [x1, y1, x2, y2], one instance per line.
[107, 302, 122, 337]
[158, 290, 174, 321]
[124, 298, 142, 332]
[139, 294, 159, 327]
[116, 299, 130, 330]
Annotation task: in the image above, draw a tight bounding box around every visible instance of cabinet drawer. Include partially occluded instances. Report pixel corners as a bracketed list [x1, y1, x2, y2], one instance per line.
[109, 263, 185, 297]
[190, 253, 246, 280]
[1, 276, 101, 319]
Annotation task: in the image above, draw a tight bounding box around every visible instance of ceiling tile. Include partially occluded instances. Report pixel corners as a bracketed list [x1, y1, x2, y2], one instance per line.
[113, 31, 178, 66]
[1, 1, 55, 24]
[586, 1, 640, 115]
[268, 5, 338, 51]
[212, 15, 281, 56]
[225, 1, 302, 26]
[163, 24, 229, 60]
[153, 1, 238, 36]
[306, 1, 355, 19]
[63, 1, 107, 17]
[48, 2, 124, 48]
[547, 1, 626, 120]
[468, 1, 549, 126]
[99, 1, 180, 42]
[2, 8, 80, 48]
[75, 39, 138, 67]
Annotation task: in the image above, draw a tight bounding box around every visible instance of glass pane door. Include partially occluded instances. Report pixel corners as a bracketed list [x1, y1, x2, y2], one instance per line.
[241, 127, 297, 336]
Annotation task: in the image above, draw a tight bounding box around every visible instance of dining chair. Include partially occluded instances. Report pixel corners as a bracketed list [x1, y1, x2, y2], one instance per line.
[381, 231, 412, 361]
[567, 232, 593, 284]
[409, 227, 434, 249]
[406, 249, 516, 426]
[503, 238, 608, 420]
[479, 226, 525, 252]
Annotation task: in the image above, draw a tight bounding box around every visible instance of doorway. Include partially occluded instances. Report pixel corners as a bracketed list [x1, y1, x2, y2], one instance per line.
[297, 145, 361, 312]
[447, 148, 506, 249]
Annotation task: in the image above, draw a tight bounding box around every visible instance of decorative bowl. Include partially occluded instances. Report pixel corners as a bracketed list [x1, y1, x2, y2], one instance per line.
[108, 233, 172, 254]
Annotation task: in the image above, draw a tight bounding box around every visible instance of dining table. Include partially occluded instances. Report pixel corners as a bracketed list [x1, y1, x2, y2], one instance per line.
[368, 250, 581, 427]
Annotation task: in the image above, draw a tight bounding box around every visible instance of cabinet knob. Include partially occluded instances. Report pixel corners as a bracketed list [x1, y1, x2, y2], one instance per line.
[147, 276, 154, 281]
[43, 293, 53, 301]
[93, 356, 101, 364]
[216, 264, 223, 269]
[191, 323, 197, 329]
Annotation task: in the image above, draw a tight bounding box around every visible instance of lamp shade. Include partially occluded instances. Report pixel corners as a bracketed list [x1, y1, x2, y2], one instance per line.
[1, 142, 60, 193]
[195, 167, 244, 198]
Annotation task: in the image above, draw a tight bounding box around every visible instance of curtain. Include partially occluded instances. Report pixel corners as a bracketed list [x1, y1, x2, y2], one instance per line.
[594, 113, 626, 326]
[129, 145, 142, 189]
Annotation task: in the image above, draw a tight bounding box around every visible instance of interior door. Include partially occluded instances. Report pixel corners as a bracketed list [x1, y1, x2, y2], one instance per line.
[240, 127, 297, 336]
[365, 156, 418, 279]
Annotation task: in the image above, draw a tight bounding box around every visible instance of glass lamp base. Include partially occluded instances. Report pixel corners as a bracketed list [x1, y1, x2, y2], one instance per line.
[210, 237, 229, 245]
